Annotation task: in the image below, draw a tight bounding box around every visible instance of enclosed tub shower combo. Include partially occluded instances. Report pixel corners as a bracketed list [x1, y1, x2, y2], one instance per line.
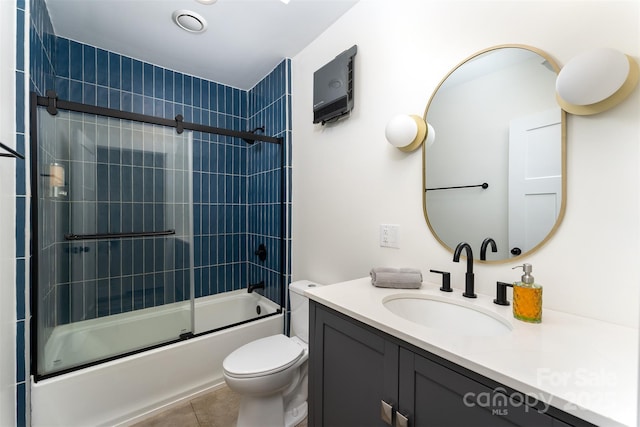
[29, 91, 289, 425]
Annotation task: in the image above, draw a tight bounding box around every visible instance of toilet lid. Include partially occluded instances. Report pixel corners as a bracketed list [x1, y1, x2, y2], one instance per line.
[223, 334, 304, 378]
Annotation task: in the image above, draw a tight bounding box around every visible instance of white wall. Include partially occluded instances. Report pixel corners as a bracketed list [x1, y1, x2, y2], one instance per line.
[0, 1, 17, 425]
[291, 0, 640, 328]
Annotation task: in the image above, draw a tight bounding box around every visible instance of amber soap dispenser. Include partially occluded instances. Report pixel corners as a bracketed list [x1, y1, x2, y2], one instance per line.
[512, 263, 542, 323]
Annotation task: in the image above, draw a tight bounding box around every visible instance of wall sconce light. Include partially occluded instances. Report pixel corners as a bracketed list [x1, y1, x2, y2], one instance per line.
[385, 114, 435, 152]
[555, 47, 639, 115]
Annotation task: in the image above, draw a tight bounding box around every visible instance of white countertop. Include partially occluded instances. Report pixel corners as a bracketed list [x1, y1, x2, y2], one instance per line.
[305, 277, 638, 427]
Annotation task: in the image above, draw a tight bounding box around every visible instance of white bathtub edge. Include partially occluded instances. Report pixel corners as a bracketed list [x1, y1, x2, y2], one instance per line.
[32, 312, 283, 427]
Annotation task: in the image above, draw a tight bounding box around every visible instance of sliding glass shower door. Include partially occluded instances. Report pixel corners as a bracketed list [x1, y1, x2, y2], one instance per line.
[35, 108, 194, 376]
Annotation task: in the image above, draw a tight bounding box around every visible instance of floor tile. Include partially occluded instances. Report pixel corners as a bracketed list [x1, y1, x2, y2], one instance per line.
[133, 402, 200, 427]
[191, 386, 240, 426]
[130, 385, 308, 427]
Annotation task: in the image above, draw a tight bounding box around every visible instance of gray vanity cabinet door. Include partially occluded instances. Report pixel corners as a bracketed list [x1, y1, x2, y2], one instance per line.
[309, 302, 398, 427]
[309, 302, 591, 427]
[398, 348, 555, 427]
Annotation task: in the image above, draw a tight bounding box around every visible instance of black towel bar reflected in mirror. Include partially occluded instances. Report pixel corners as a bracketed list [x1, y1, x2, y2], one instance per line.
[426, 182, 489, 192]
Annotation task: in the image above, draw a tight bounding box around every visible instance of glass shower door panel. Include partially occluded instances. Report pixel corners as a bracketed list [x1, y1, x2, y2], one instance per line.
[36, 109, 194, 375]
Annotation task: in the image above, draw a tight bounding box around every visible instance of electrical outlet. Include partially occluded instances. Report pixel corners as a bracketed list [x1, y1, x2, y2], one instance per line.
[380, 224, 400, 248]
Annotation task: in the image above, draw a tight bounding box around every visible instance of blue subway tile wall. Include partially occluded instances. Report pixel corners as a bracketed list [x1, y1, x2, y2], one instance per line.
[29, 0, 55, 95]
[22, 0, 56, 424]
[45, 36, 290, 322]
[50, 38, 194, 319]
[21, 0, 56, 423]
[36, 110, 194, 325]
[246, 59, 292, 307]
[27, 0, 290, 388]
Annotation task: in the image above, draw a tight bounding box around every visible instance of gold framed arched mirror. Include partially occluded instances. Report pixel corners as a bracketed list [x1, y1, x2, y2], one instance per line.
[423, 45, 566, 263]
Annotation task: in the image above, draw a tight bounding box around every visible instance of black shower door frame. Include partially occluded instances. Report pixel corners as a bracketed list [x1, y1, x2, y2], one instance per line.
[30, 91, 287, 381]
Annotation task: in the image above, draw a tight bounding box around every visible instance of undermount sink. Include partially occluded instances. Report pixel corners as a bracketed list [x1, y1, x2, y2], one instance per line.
[383, 294, 512, 337]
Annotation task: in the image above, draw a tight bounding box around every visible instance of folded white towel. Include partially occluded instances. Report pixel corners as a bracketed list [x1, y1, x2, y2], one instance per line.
[370, 267, 422, 289]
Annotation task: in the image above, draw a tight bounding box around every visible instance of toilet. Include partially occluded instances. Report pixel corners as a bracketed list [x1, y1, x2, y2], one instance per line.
[222, 280, 322, 427]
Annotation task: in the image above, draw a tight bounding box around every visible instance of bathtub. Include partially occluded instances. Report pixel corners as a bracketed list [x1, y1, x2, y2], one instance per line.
[31, 289, 284, 427]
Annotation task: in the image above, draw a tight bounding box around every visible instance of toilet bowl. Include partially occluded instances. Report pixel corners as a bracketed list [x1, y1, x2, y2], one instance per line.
[222, 280, 322, 427]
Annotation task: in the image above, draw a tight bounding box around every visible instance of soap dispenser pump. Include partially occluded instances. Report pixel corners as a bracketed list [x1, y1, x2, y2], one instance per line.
[511, 263, 542, 323]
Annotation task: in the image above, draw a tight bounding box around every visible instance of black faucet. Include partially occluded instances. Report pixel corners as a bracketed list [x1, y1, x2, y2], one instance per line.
[247, 281, 265, 293]
[480, 237, 497, 261]
[453, 242, 476, 298]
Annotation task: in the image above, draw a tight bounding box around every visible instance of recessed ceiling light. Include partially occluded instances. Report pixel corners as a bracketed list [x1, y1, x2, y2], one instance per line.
[280, 0, 291, 4]
[172, 10, 208, 34]
[196, 0, 217, 4]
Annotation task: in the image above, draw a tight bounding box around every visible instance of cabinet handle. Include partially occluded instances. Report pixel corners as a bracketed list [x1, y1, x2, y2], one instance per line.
[381, 400, 394, 425]
[395, 411, 409, 427]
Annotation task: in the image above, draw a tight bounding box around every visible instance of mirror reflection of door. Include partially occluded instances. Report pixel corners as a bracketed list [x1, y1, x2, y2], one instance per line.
[423, 45, 566, 262]
[508, 108, 562, 256]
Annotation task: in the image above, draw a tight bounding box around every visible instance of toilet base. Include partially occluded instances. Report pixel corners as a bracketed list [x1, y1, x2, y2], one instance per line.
[284, 401, 307, 427]
[235, 395, 307, 427]
[237, 394, 284, 427]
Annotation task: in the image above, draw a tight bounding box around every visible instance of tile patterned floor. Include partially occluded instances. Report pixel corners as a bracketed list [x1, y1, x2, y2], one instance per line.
[131, 385, 308, 427]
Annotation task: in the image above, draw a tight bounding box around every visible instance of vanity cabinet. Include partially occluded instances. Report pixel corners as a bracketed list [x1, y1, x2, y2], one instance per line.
[308, 301, 594, 427]
[308, 299, 398, 426]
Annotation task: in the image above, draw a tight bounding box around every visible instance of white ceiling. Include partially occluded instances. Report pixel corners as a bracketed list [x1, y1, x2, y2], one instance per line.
[44, 0, 359, 90]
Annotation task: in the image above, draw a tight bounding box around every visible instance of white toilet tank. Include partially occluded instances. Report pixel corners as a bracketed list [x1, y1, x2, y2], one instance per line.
[289, 280, 323, 344]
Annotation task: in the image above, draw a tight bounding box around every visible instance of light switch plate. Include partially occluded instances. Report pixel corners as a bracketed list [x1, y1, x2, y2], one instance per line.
[380, 224, 399, 248]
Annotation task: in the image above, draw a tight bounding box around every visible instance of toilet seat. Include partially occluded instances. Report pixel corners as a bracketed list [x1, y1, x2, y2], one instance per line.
[223, 334, 304, 378]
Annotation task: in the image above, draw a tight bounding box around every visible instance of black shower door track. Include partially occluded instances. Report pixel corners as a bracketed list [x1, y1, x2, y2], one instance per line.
[34, 90, 282, 144]
[30, 90, 288, 381]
